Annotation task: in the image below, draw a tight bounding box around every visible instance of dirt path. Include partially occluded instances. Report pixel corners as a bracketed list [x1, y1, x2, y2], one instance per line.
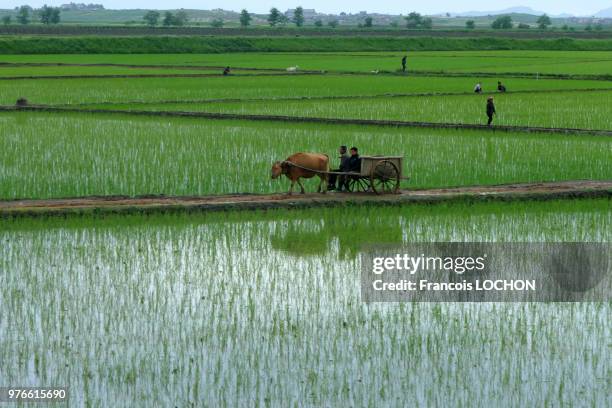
[2, 180, 611, 217]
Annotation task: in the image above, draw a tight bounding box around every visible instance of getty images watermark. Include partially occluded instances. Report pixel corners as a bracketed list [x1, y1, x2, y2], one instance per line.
[361, 243, 611, 302]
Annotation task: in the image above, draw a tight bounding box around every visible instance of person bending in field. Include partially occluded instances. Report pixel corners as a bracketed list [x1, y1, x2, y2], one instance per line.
[223, 66, 231, 75]
[486, 97, 496, 126]
[474, 82, 482, 93]
[497, 81, 506, 92]
[328, 145, 350, 191]
[401, 55, 407, 72]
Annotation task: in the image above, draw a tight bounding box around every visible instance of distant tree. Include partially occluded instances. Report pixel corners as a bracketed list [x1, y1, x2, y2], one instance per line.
[239, 9, 251, 27]
[163, 12, 174, 26]
[327, 19, 338, 28]
[174, 11, 188, 26]
[405, 12, 422, 28]
[594, 24, 603, 31]
[405, 12, 431, 29]
[211, 18, 223, 28]
[268, 7, 280, 26]
[143, 11, 160, 26]
[389, 20, 399, 27]
[50, 7, 60, 23]
[16, 5, 30, 25]
[465, 20, 475, 29]
[293, 6, 304, 27]
[584, 24, 592, 31]
[278, 13, 288, 25]
[40, 6, 51, 24]
[491, 15, 513, 29]
[1, 15, 11, 25]
[364, 16, 373, 27]
[537, 14, 551, 29]
[561, 24, 569, 30]
[314, 19, 323, 27]
[518, 23, 530, 29]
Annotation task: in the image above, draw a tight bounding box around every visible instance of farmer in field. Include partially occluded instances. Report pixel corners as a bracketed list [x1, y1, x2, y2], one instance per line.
[401, 55, 407, 72]
[474, 82, 482, 93]
[497, 81, 506, 92]
[223, 66, 231, 75]
[328, 145, 350, 191]
[486, 96, 496, 126]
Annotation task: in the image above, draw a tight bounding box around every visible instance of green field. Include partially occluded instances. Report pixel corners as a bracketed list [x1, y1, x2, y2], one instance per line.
[2, 199, 610, 406]
[1, 47, 611, 406]
[1, 112, 611, 199]
[2, 50, 611, 74]
[100, 89, 611, 130]
[1, 36, 612, 55]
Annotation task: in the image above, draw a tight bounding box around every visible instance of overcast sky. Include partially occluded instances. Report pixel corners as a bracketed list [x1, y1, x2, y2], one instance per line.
[0, 0, 609, 16]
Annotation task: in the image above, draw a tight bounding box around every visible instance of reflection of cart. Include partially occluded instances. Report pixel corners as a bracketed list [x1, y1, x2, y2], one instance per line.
[340, 156, 406, 194]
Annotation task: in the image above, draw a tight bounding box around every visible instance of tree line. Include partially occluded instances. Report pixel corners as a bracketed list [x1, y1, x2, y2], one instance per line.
[2, 5, 61, 25]
[464, 14, 604, 31]
[141, 9, 599, 31]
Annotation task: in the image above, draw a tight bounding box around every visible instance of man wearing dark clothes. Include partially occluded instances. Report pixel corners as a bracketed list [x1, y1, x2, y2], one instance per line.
[486, 97, 496, 126]
[347, 147, 361, 172]
[497, 81, 506, 92]
[401, 55, 407, 72]
[328, 145, 350, 191]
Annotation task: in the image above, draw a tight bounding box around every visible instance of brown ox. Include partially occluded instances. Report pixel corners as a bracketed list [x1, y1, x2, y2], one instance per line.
[271, 152, 329, 195]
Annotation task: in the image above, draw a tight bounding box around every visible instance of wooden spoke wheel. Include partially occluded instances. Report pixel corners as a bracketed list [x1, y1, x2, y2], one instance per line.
[370, 160, 400, 195]
[345, 176, 370, 193]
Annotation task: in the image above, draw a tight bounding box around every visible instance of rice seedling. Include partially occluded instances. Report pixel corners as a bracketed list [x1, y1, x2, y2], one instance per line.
[1, 199, 610, 406]
[129, 90, 612, 130]
[0, 74, 609, 106]
[1, 50, 610, 75]
[1, 111, 611, 199]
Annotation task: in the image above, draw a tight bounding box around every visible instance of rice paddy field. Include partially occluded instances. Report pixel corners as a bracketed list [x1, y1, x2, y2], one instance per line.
[1, 49, 611, 406]
[1, 200, 611, 406]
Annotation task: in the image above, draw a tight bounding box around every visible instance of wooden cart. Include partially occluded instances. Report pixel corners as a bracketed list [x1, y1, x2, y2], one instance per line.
[336, 155, 406, 194]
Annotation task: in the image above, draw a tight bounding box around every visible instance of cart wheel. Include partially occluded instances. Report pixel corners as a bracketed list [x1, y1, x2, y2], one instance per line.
[345, 176, 369, 193]
[370, 160, 400, 195]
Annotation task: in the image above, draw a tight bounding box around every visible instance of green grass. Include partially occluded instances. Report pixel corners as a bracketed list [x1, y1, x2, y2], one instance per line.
[0, 66, 241, 77]
[1, 74, 610, 106]
[120, 90, 611, 130]
[1, 199, 610, 406]
[1, 111, 611, 199]
[1, 50, 611, 75]
[1, 36, 611, 55]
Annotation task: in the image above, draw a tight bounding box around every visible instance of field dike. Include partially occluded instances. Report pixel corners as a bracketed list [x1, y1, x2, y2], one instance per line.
[57, 87, 612, 107]
[2, 181, 611, 217]
[3, 105, 611, 136]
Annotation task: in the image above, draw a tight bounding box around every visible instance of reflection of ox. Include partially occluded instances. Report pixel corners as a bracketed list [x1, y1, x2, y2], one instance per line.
[271, 152, 329, 195]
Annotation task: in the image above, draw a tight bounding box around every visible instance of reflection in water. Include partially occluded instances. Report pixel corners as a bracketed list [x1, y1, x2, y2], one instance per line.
[0, 200, 610, 406]
[270, 218, 403, 258]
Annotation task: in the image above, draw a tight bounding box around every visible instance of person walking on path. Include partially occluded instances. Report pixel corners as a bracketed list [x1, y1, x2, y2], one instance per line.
[401, 55, 407, 72]
[486, 97, 496, 126]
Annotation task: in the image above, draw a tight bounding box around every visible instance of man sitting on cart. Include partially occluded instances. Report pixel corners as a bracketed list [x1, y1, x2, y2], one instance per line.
[327, 145, 350, 191]
[335, 147, 361, 191]
[347, 147, 361, 172]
